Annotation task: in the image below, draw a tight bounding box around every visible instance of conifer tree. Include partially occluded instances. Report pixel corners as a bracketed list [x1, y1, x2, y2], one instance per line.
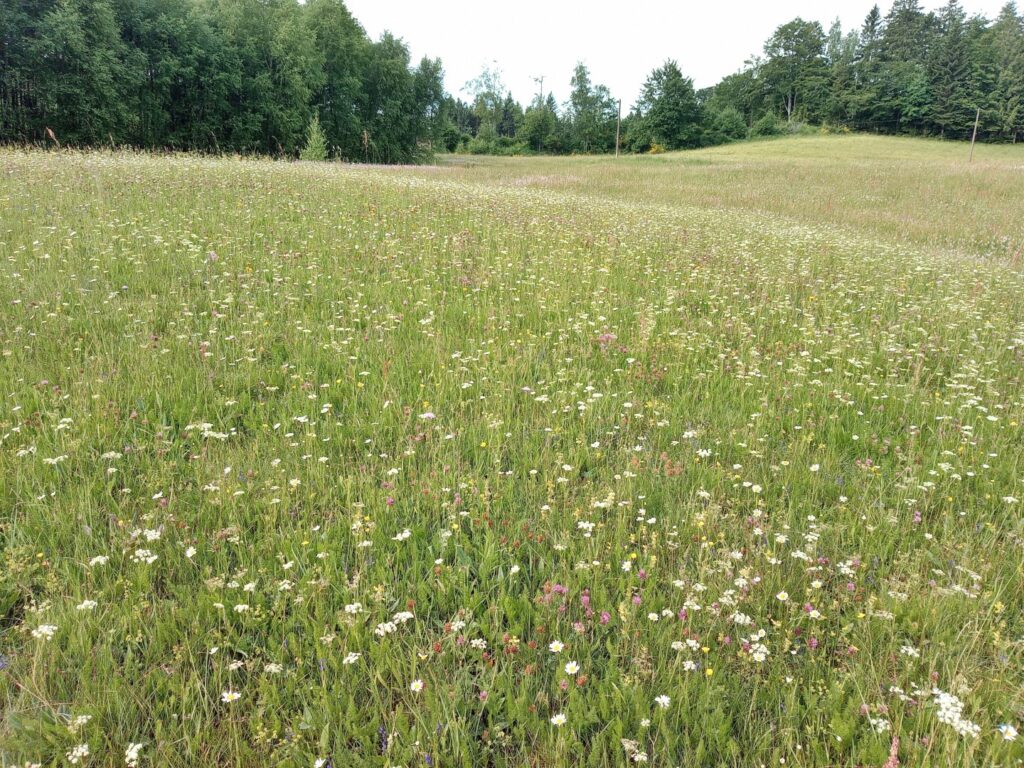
[300, 114, 328, 160]
[929, 0, 974, 137]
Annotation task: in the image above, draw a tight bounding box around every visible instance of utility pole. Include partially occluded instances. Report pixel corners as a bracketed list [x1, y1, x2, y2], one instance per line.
[969, 107, 980, 162]
[615, 99, 622, 158]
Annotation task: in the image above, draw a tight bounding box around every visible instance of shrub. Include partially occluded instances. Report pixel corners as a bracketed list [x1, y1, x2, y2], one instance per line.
[466, 136, 494, 155]
[440, 124, 461, 152]
[299, 115, 328, 161]
[703, 107, 749, 145]
[750, 113, 783, 137]
[786, 120, 815, 135]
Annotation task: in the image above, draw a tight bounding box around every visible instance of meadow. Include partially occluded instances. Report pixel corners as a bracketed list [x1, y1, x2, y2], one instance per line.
[0, 135, 1022, 767]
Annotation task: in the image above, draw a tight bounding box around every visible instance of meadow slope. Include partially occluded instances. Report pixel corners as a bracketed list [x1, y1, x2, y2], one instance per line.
[1, 137, 1022, 767]
[430, 135, 1024, 259]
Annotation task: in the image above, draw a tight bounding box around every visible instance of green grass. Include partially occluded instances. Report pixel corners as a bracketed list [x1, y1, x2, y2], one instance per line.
[433, 134, 1024, 258]
[0, 135, 1022, 767]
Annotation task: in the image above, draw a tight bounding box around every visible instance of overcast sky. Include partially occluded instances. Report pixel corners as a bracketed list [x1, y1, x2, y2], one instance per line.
[345, 0, 1008, 109]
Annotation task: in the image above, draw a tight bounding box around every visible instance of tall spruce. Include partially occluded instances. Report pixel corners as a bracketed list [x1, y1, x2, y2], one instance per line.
[989, 2, 1024, 140]
[930, 0, 974, 137]
[824, 18, 860, 124]
[852, 5, 885, 128]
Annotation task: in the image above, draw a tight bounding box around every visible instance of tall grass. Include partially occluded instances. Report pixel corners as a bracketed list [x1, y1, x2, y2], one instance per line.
[0, 139, 1021, 767]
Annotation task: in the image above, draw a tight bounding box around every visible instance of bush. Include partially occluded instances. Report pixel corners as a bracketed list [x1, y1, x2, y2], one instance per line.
[440, 124, 461, 152]
[648, 143, 666, 154]
[299, 115, 328, 161]
[622, 115, 653, 154]
[785, 120, 818, 135]
[494, 141, 531, 156]
[466, 136, 494, 155]
[750, 113, 783, 137]
[464, 136, 532, 156]
[702, 107, 749, 146]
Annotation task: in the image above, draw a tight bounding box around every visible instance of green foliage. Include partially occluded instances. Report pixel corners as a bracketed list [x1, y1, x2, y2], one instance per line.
[705, 0, 1024, 142]
[299, 114, 328, 160]
[466, 135, 493, 154]
[566, 63, 618, 153]
[762, 18, 830, 122]
[2, 0, 1023, 159]
[521, 102, 558, 152]
[705, 106, 749, 143]
[439, 122, 462, 152]
[620, 112, 653, 153]
[29, 0, 134, 145]
[635, 60, 703, 150]
[463, 64, 506, 138]
[929, 0, 975, 137]
[303, 0, 370, 158]
[751, 112, 784, 136]
[0, 0, 443, 161]
[987, 2, 1024, 141]
[497, 94, 523, 139]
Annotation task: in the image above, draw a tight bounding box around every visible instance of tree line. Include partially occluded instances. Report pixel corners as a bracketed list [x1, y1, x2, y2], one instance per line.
[458, 0, 1024, 155]
[1, 0, 1022, 160]
[0, 0, 445, 161]
[704, 0, 1024, 145]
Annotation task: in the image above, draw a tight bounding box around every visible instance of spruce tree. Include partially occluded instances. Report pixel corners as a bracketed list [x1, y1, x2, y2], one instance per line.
[877, 0, 937, 132]
[300, 114, 328, 160]
[929, 0, 974, 137]
[853, 5, 885, 129]
[990, 2, 1024, 140]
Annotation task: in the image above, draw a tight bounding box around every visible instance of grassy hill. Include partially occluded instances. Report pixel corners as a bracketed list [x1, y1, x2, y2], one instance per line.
[436, 134, 1024, 258]
[1, 137, 1022, 767]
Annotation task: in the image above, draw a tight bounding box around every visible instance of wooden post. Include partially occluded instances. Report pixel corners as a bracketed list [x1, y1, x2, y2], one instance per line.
[615, 99, 622, 158]
[969, 107, 980, 163]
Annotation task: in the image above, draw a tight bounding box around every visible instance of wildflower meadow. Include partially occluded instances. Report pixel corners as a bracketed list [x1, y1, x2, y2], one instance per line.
[1, 136, 1022, 766]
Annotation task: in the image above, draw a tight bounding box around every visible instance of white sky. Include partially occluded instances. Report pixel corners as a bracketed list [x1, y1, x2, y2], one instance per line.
[345, 0, 1009, 109]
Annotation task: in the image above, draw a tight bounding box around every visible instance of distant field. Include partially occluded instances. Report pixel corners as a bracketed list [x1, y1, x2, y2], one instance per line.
[1, 137, 1022, 767]
[432, 135, 1024, 258]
